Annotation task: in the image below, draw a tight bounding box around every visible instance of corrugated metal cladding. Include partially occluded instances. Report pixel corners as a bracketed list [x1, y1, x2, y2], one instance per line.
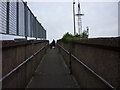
[27, 8, 37, 38]
[40, 25, 43, 38]
[18, 1, 25, 36]
[39, 25, 45, 39]
[0, 1, 7, 33]
[37, 23, 41, 38]
[33, 16, 36, 37]
[27, 8, 31, 37]
[30, 14, 34, 37]
[9, 1, 17, 35]
[36, 21, 39, 38]
[43, 29, 46, 39]
[0, 0, 46, 39]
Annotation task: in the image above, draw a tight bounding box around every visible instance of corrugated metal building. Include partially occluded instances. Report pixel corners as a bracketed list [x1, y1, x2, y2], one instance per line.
[0, 0, 46, 40]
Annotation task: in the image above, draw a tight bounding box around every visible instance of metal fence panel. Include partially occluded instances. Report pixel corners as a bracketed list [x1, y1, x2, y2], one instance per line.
[36, 21, 39, 38]
[30, 12, 32, 37]
[40, 26, 43, 38]
[39, 25, 46, 39]
[0, 1, 7, 33]
[43, 29, 46, 39]
[31, 14, 34, 37]
[18, 1, 25, 36]
[0, 0, 46, 39]
[9, 1, 17, 35]
[38, 23, 41, 38]
[33, 16, 36, 37]
[27, 8, 31, 37]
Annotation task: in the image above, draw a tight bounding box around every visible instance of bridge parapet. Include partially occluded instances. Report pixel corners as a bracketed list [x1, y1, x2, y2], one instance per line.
[1, 40, 49, 88]
[57, 37, 120, 88]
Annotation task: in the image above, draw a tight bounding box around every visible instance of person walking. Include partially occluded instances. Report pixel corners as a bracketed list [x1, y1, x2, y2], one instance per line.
[50, 39, 55, 48]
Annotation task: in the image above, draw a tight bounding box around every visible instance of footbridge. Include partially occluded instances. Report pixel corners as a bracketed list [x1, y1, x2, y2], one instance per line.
[0, 0, 120, 89]
[0, 38, 120, 89]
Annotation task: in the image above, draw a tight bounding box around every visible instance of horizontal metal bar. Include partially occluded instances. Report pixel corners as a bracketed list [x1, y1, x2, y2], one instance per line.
[57, 43, 116, 90]
[71, 54, 116, 89]
[33, 45, 47, 56]
[0, 44, 48, 82]
[57, 44, 70, 54]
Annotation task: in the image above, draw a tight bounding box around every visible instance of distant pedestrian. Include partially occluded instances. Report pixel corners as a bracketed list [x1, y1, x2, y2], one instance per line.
[50, 39, 55, 48]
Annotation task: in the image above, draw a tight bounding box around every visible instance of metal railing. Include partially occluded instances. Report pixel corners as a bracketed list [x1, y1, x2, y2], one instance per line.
[0, 43, 48, 82]
[57, 43, 116, 90]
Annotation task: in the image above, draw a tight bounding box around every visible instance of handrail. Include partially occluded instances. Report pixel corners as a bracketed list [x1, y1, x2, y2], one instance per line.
[57, 43, 116, 90]
[0, 43, 48, 82]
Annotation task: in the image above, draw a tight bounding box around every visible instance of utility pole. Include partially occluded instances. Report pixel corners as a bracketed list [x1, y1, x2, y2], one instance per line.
[76, 0, 84, 35]
[73, 0, 76, 35]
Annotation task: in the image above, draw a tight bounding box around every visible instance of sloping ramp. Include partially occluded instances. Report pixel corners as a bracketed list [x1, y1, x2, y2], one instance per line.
[26, 47, 79, 88]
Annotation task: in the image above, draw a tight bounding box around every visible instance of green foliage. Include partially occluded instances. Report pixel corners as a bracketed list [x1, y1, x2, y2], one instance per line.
[81, 30, 89, 38]
[61, 30, 89, 42]
[61, 32, 74, 42]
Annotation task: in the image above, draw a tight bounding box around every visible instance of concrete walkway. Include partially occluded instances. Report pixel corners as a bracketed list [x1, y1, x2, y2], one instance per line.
[26, 47, 79, 88]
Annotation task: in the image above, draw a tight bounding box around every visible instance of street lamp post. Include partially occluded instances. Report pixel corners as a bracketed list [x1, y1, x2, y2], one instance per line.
[73, 0, 76, 35]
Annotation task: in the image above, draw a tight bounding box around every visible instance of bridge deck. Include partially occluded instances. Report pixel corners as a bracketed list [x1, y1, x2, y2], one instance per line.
[26, 47, 79, 88]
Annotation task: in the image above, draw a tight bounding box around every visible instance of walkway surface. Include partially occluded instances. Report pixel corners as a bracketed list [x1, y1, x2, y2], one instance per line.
[26, 47, 79, 88]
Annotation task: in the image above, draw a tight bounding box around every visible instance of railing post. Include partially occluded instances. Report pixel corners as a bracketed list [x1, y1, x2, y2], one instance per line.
[35, 16, 37, 40]
[6, 1, 10, 34]
[69, 43, 73, 75]
[16, 1, 19, 35]
[24, 2, 27, 40]
[69, 51, 72, 75]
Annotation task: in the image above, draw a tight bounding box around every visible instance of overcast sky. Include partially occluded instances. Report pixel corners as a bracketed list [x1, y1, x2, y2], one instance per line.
[26, 0, 118, 42]
[0, 0, 119, 41]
